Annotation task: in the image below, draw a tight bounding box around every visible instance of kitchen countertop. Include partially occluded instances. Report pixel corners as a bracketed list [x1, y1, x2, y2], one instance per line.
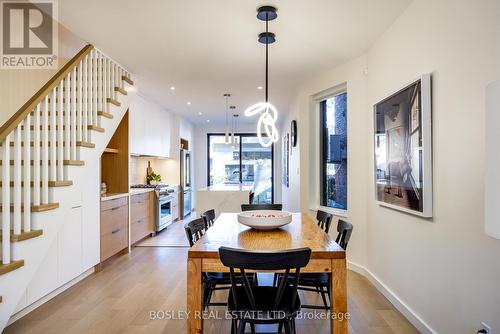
[130, 188, 156, 195]
[101, 192, 129, 201]
[198, 183, 254, 192]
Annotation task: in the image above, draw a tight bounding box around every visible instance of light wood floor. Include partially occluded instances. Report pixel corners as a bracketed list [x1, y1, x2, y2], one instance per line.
[5, 246, 419, 334]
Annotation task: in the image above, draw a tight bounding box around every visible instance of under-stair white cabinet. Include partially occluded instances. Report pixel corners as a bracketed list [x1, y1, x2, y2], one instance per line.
[129, 94, 171, 157]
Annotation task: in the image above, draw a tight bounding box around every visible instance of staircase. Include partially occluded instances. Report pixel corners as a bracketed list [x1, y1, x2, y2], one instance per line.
[0, 44, 133, 330]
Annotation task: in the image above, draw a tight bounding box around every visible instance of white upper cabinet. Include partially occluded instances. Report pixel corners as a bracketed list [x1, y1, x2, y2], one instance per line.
[129, 94, 171, 158]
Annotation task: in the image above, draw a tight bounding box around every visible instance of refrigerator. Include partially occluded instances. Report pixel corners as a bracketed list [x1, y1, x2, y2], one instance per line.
[180, 149, 192, 218]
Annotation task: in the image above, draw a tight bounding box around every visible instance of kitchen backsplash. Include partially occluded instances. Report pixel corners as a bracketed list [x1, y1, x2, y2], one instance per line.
[130, 156, 180, 185]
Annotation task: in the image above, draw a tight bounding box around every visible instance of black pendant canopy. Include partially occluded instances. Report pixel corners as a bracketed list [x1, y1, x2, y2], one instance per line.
[258, 32, 275, 44]
[256, 6, 277, 21]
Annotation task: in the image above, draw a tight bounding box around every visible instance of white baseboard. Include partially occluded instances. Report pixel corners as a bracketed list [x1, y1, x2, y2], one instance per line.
[347, 261, 436, 334]
[7, 268, 95, 326]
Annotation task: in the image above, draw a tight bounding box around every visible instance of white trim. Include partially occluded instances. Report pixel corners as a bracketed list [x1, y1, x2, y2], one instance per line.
[7, 268, 95, 326]
[309, 206, 348, 218]
[347, 261, 437, 334]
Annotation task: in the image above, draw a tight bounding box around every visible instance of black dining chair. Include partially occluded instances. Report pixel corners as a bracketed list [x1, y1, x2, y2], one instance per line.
[241, 203, 283, 211]
[297, 218, 353, 310]
[219, 246, 312, 334]
[316, 210, 334, 233]
[184, 218, 230, 309]
[200, 209, 216, 229]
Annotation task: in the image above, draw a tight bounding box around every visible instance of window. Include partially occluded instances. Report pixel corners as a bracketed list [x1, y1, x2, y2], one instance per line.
[320, 92, 347, 211]
[207, 134, 274, 204]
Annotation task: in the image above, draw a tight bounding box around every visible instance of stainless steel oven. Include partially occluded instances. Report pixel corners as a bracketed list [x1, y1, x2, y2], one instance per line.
[157, 192, 174, 232]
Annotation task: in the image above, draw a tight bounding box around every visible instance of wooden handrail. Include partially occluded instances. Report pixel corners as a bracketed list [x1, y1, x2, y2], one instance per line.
[0, 44, 94, 143]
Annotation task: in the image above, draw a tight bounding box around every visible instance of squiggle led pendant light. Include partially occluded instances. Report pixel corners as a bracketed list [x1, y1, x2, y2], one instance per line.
[244, 6, 279, 148]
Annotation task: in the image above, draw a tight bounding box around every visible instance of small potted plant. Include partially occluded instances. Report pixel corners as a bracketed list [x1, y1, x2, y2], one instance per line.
[147, 172, 162, 185]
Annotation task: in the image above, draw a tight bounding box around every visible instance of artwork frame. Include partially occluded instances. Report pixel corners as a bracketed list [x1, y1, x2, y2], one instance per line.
[373, 74, 432, 217]
[282, 133, 289, 188]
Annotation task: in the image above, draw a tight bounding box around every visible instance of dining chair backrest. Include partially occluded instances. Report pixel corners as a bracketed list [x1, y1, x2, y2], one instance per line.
[316, 210, 334, 233]
[219, 247, 311, 310]
[241, 204, 283, 211]
[184, 218, 207, 247]
[335, 219, 353, 250]
[200, 209, 216, 229]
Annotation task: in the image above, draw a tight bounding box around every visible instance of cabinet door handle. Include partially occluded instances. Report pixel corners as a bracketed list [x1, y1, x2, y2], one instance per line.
[137, 219, 143, 223]
[111, 228, 120, 234]
[111, 206, 121, 211]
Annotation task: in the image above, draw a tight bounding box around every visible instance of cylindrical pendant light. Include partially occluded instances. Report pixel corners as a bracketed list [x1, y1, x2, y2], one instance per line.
[224, 93, 231, 144]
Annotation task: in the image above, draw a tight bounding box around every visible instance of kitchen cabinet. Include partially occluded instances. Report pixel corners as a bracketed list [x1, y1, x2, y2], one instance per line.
[130, 191, 155, 244]
[100, 196, 129, 262]
[171, 190, 179, 222]
[130, 95, 171, 157]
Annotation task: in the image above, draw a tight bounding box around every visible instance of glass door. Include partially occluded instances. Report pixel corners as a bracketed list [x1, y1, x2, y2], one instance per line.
[241, 135, 273, 203]
[208, 134, 273, 203]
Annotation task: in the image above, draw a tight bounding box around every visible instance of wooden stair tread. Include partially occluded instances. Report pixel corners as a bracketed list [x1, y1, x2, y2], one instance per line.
[87, 125, 105, 132]
[114, 87, 127, 95]
[0, 180, 73, 187]
[21, 125, 104, 132]
[97, 111, 113, 119]
[106, 98, 121, 107]
[0, 229, 43, 242]
[4, 141, 95, 148]
[0, 260, 24, 275]
[0, 160, 84, 166]
[122, 76, 134, 85]
[0, 202, 59, 212]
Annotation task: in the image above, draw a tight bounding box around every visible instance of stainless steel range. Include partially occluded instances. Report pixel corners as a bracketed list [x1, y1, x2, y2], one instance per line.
[131, 184, 176, 232]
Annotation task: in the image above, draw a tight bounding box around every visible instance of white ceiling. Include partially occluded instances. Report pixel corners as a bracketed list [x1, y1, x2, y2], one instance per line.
[59, 0, 412, 125]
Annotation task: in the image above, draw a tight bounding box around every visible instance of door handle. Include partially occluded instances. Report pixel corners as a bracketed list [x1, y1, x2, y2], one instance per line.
[111, 228, 120, 234]
[111, 206, 121, 211]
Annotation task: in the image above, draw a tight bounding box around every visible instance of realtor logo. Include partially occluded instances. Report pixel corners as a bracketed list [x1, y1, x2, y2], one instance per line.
[1, 0, 58, 69]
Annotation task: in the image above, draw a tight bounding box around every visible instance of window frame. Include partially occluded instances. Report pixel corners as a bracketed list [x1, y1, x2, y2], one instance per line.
[310, 84, 348, 217]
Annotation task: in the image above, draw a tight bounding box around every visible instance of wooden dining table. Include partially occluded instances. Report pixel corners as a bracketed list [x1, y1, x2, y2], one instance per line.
[187, 212, 348, 334]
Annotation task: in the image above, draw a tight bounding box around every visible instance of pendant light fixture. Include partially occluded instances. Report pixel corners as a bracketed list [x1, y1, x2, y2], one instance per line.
[224, 93, 231, 144]
[244, 6, 279, 148]
[230, 105, 237, 148]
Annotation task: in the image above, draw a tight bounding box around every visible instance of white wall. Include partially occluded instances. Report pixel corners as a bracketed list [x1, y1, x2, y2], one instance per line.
[365, 0, 500, 332]
[283, 0, 500, 333]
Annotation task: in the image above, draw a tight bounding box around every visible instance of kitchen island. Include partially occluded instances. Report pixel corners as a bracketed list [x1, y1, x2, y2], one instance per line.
[196, 183, 253, 218]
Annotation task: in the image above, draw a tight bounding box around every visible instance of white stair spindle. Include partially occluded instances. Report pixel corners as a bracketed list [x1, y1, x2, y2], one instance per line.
[41, 96, 49, 204]
[76, 61, 82, 143]
[112, 63, 116, 100]
[2, 134, 11, 264]
[93, 51, 98, 125]
[57, 81, 64, 181]
[71, 67, 77, 160]
[33, 104, 41, 206]
[82, 56, 88, 143]
[87, 52, 93, 128]
[13, 125, 21, 235]
[49, 88, 57, 182]
[23, 115, 31, 232]
[103, 55, 107, 109]
[97, 52, 102, 116]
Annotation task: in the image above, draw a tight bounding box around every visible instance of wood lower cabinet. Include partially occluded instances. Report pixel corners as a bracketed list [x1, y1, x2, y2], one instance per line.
[130, 191, 155, 245]
[100, 196, 129, 262]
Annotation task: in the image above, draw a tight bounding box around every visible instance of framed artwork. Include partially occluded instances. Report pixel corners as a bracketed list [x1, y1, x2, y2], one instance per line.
[282, 133, 289, 187]
[374, 74, 432, 217]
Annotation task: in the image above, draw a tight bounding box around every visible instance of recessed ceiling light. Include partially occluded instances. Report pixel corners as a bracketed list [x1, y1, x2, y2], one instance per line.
[257, 86, 263, 90]
[187, 101, 191, 105]
[206, 119, 210, 123]
[198, 112, 203, 115]
[170, 86, 175, 91]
